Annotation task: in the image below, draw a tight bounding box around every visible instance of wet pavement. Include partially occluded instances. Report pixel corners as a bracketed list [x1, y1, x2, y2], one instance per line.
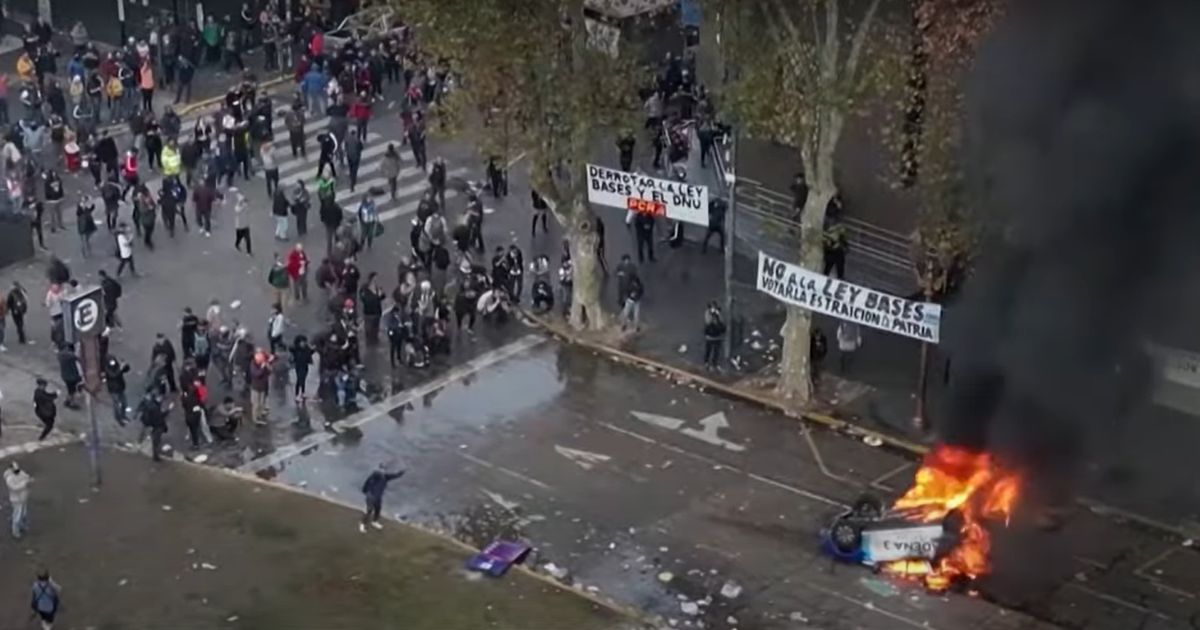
[235, 337, 1200, 630]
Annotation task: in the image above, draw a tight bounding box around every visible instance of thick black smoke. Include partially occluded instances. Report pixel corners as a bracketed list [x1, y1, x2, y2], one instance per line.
[941, 0, 1200, 505]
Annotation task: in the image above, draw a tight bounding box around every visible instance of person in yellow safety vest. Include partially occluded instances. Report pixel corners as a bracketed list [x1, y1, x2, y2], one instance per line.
[161, 139, 181, 179]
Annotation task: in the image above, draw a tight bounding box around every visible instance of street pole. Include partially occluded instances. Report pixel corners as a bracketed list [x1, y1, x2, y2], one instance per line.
[64, 286, 105, 489]
[913, 258, 933, 432]
[83, 382, 102, 488]
[118, 0, 127, 44]
[723, 131, 737, 359]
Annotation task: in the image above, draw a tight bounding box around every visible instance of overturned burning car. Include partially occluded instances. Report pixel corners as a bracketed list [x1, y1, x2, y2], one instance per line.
[822, 446, 1022, 591]
[823, 494, 961, 570]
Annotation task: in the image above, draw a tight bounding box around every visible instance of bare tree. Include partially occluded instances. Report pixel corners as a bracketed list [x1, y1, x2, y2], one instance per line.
[720, 0, 899, 405]
[406, 0, 643, 330]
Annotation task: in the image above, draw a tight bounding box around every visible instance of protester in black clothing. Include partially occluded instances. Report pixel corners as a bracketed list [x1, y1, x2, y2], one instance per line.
[98, 269, 122, 328]
[634, 212, 656, 263]
[531, 189, 549, 237]
[32, 378, 58, 440]
[316, 131, 338, 178]
[104, 354, 131, 426]
[702, 198, 727, 253]
[6, 282, 28, 344]
[359, 275, 384, 344]
[617, 133, 635, 172]
[291, 335, 314, 399]
[138, 390, 169, 461]
[151, 333, 179, 393]
[180, 307, 200, 357]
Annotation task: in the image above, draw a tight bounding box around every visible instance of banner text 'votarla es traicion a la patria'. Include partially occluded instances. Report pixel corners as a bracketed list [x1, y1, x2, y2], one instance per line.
[756, 252, 942, 343]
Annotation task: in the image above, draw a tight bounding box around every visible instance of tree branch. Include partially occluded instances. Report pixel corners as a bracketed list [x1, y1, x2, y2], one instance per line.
[844, 0, 883, 83]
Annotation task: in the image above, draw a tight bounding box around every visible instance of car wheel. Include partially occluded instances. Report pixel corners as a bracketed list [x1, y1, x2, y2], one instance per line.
[851, 494, 885, 519]
[830, 517, 863, 554]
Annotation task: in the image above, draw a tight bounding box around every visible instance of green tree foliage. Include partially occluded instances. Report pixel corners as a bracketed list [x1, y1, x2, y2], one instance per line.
[404, 0, 644, 330]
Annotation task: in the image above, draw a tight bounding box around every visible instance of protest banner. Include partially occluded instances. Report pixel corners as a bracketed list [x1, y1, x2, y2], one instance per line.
[586, 163, 709, 226]
[756, 252, 942, 343]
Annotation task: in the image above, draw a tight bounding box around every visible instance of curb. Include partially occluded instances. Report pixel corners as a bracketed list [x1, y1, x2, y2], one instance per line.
[134, 447, 657, 629]
[524, 312, 1199, 542]
[524, 311, 931, 456]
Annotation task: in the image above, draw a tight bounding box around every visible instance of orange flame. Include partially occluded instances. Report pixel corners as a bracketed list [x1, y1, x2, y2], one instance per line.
[881, 445, 1021, 590]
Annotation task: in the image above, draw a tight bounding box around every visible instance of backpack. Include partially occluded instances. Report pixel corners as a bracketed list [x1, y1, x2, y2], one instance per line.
[194, 333, 210, 357]
[32, 582, 58, 614]
[106, 76, 124, 98]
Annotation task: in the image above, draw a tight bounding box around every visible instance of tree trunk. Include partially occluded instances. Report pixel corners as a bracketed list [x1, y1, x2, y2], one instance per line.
[566, 200, 606, 331]
[778, 306, 813, 402]
[775, 171, 836, 406]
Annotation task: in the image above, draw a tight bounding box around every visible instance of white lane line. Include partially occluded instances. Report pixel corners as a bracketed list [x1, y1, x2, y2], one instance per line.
[336, 166, 467, 205]
[277, 133, 384, 178]
[0, 433, 81, 460]
[597, 421, 848, 509]
[456, 451, 554, 491]
[239, 334, 548, 474]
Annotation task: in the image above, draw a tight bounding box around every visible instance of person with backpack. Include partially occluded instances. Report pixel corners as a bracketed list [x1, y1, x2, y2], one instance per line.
[106, 68, 125, 123]
[29, 570, 61, 629]
[138, 388, 169, 462]
[318, 177, 341, 253]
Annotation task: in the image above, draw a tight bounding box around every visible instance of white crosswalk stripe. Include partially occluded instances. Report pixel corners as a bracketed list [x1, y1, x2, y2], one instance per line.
[152, 110, 476, 225]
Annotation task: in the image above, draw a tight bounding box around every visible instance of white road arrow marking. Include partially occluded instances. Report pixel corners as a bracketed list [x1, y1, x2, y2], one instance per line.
[631, 410, 746, 452]
[681, 412, 746, 452]
[555, 445, 613, 470]
[629, 411, 685, 431]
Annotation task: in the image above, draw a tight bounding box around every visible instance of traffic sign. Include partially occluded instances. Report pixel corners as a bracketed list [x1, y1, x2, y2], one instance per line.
[63, 286, 105, 344]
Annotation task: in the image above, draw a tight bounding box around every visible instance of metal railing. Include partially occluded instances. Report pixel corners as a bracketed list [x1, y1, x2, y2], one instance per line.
[711, 135, 918, 297]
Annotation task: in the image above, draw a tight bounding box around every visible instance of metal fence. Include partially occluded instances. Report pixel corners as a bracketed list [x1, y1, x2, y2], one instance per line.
[710, 136, 919, 297]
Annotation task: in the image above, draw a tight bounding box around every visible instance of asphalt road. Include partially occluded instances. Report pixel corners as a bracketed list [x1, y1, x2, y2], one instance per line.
[240, 336, 1200, 630]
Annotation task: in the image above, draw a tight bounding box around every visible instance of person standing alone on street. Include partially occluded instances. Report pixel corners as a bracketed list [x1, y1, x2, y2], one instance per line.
[5, 461, 31, 538]
[702, 302, 726, 370]
[360, 464, 405, 532]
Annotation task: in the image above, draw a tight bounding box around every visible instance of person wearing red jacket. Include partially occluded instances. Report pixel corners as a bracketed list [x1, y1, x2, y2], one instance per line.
[309, 31, 324, 60]
[120, 148, 139, 200]
[350, 92, 372, 137]
[286, 242, 310, 303]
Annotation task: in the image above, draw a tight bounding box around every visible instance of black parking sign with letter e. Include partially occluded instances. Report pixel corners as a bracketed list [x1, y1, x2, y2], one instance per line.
[64, 286, 105, 344]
